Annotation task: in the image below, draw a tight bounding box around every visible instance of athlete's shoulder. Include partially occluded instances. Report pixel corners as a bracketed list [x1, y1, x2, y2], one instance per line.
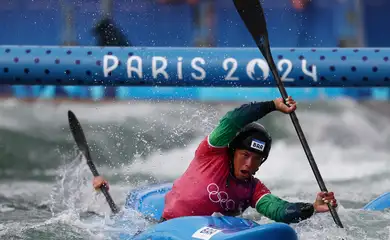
[196, 135, 228, 152]
[252, 177, 269, 187]
[252, 177, 271, 196]
[251, 177, 272, 208]
[193, 135, 229, 162]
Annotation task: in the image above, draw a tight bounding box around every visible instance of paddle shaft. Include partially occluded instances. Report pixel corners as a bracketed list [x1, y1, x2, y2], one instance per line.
[68, 110, 119, 214]
[232, 0, 344, 229]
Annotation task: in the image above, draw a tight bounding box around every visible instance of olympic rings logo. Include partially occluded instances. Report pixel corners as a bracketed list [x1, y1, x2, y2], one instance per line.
[207, 183, 235, 211]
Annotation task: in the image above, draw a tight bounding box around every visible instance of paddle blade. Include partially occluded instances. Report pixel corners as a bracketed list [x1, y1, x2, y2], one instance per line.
[232, 0, 287, 98]
[233, 0, 267, 39]
[68, 110, 100, 178]
[68, 111, 92, 160]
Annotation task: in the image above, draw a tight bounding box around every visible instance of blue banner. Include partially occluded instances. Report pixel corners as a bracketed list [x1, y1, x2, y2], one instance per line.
[1, 46, 390, 87]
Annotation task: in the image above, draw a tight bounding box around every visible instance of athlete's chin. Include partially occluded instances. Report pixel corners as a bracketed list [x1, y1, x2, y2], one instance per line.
[237, 175, 251, 180]
[237, 170, 251, 180]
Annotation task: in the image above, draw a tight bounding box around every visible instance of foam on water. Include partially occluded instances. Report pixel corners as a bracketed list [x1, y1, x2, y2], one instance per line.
[0, 98, 389, 239]
[122, 136, 202, 180]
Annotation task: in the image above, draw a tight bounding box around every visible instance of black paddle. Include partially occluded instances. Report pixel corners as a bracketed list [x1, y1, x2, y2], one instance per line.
[68, 110, 120, 214]
[232, 0, 344, 229]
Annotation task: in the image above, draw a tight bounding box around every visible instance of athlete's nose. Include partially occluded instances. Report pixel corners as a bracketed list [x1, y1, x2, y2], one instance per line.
[244, 156, 254, 167]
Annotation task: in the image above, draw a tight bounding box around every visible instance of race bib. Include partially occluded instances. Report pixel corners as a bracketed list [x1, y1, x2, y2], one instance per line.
[250, 139, 265, 151]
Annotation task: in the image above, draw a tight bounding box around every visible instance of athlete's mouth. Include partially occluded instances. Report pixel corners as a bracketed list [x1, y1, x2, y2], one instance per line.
[240, 170, 250, 177]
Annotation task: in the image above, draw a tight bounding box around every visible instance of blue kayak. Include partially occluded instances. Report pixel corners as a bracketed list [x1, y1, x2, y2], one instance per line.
[362, 192, 390, 211]
[119, 182, 298, 240]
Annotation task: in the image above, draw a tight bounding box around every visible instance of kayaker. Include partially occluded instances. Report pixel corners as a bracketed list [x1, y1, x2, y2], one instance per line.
[92, 96, 338, 224]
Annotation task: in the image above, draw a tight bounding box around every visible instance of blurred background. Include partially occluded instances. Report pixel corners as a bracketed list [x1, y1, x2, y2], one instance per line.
[0, 0, 389, 101]
[0, 1, 390, 239]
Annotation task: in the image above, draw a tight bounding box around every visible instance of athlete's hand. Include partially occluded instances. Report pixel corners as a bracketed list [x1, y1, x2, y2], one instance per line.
[273, 96, 297, 114]
[92, 176, 109, 191]
[313, 191, 338, 213]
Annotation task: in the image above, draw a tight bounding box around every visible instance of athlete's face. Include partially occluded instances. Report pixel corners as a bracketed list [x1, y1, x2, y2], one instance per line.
[233, 149, 265, 180]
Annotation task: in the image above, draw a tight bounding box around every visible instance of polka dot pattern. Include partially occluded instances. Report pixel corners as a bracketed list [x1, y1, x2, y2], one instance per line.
[0, 46, 389, 87]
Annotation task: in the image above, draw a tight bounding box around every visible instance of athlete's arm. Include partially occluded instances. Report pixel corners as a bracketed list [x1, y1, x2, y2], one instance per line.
[255, 194, 315, 224]
[208, 101, 276, 147]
